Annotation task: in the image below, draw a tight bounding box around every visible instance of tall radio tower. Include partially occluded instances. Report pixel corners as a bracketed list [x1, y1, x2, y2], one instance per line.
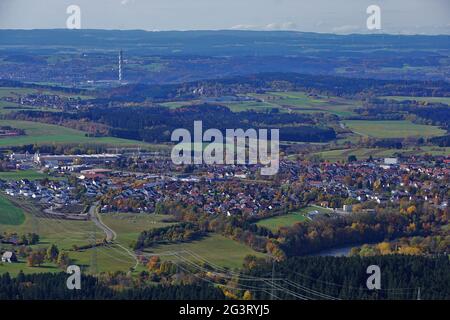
[119, 50, 123, 81]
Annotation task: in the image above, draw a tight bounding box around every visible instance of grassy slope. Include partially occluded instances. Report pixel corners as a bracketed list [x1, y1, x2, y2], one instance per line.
[101, 213, 175, 247]
[144, 233, 266, 270]
[0, 120, 152, 147]
[0, 194, 25, 225]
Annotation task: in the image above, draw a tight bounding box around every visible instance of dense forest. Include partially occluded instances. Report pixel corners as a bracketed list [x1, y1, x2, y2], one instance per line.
[0, 272, 225, 300]
[1, 255, 448, 300]
[240, 255, 450, 300]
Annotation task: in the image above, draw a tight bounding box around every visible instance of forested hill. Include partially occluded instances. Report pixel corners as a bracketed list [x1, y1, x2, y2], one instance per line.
[7, 105, 337, 143]
[102, 73, 450, 101]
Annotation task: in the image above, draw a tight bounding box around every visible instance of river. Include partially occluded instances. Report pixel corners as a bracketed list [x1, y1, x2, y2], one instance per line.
[312, 245, 356, 257]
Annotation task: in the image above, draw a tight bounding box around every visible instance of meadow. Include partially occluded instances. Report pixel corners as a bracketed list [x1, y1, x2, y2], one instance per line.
[0, 194, 26, 225]
[0, 120, 153, 148]
[0, 170, 47, 181]
[342, 120, 445, 139]
[258, 92, 358, 116]
[1, 210, 191, 274]
[0, 197, 105, 275]
[101, 213, 175, 247]
[103, 213, 265, 270]
[0, 87, 93, 100]
[143, 233, 266, 270]
[159, 91, 359, 116]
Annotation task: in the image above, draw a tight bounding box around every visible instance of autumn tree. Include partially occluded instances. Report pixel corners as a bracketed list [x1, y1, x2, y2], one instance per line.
[146, 256, 161, 272]
[57, 251, 71, 269]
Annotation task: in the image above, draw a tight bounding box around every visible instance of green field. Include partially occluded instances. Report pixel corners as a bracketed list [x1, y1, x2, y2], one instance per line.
[0, 210, 175, 275]
[256, 206, 331, 232]
[144, 233, 266, 269]
[0, 209, 136, 275]
[159, 91, 358, 116]
[383, 96, 450, 105]
[313, 146, 450, 162]
[224, 101, 278, 112]
[0, 198, 103, 275]
[0, 194, 25, 225]
[259, 92, 358, 116]
[0, 170, 47, 181]
[0, 102, 57, 115]
[102, 213, 175, 247]
[104, 213, 265, 269]
[342, 120, 446, 139]
[0, 198, 95, 249]
[0, 87, 37, 98]
[159, 100, 202, 109]
[0, 120, 153, 147]
[0, 87, 93, 100]
[0, 259, 60, 276]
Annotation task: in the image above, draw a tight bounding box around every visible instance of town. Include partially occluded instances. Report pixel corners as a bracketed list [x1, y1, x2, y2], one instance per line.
[2, 151, 448, 220]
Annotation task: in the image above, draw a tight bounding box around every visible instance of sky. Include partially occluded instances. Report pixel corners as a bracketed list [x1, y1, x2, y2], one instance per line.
[0, 0, 449, 34]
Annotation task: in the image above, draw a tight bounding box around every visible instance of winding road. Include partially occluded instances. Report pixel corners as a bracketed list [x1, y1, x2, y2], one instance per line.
[89, 203, 116, 242]
[88, 203, 139, 270]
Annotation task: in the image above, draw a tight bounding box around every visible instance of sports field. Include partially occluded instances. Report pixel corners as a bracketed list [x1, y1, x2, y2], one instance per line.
[255, 206, 332, 232]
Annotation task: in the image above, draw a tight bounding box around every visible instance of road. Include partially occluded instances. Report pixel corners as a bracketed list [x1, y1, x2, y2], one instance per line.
[88, 203, 139, 270]
[89, 203, 116, 242]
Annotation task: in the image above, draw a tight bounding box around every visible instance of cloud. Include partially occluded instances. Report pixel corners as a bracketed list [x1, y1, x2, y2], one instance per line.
[264, 22, 298, 30]
[331, 25, 363, 34]
[120, 0, 135, 6]
[230, 22, 299, 31]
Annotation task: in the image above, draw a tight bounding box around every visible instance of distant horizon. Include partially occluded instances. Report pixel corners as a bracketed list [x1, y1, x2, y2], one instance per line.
[1, 28, 449, 37]
[1, 0, 449, 35]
